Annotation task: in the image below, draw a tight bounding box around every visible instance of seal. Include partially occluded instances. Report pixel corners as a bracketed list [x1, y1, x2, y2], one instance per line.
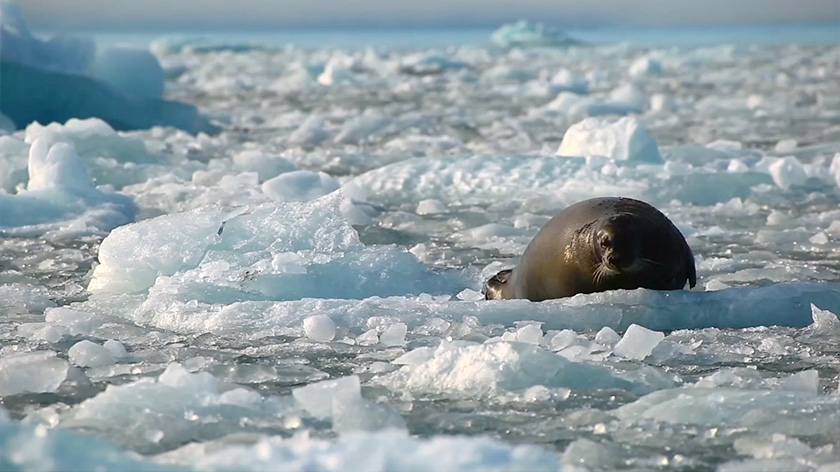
[484, 197, 696, 301]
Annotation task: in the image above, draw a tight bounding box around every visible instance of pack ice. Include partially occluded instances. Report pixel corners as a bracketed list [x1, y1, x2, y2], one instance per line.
[0, 12, 839, 472]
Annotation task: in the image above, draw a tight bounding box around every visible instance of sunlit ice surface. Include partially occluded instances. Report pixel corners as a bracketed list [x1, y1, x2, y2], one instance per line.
[1, 18, 840, 472]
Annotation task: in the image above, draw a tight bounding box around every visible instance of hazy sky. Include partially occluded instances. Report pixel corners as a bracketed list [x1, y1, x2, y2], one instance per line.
[18, 0, 840, 31]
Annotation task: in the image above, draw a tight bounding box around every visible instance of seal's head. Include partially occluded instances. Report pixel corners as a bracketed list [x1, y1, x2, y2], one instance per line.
[593, 214, 640, 277]
[483, 268, 512, 300]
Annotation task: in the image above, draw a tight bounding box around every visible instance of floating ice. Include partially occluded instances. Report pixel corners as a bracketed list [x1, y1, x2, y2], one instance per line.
[231, 150, 296, 182]
[89, 47, 165, 99]
[549, 69, 589, 94]
[68, 340, 116, 368]
[61, 363, 293, 453]
[768, 156, 808, 189]
[0, 419, 169, 472]
[629, 56, 663, 77]
[809, 304, 840, 334]
[288, 116, 332, 147]
[0, 284, 56, 313]
[491, 20, 578, 48]
[85, 193, 463, 328]
[293, 375, 361, 420]
[0, 139, 136, 237]
[380, 323, 408, 346]
[261, 171, 340, 202]
[612, 324, 665, 360]
[607, 83, 648, 113]
[160, 429, 558, 472]
[416, 199, 447, 215]
[377, 341, 658, 397]
[649, 93, 676, 113]
[829, 153, 840, 188]
[0, 351, 69, 396]
[615, 387, 840, 437]
[303, 314, 337, 342]
[0, 1, 216, 134]
[557, 117, 663, 163]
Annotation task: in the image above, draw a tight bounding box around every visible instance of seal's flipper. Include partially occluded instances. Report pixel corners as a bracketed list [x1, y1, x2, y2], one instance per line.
[483, 269, 513, 300]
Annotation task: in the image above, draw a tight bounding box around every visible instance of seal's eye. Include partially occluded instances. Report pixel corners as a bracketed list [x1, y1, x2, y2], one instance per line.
[600, 234, 612, 248]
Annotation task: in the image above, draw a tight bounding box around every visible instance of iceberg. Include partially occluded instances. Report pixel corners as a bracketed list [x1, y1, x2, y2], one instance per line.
[0, 1, 218, 134]
[0, 138, 136, 237]
[491, 20, 579, 48]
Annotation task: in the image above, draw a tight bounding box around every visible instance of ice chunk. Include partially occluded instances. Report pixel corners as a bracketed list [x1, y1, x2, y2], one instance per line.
[776, 370, 819, 395]
[68, 340, 116, 368]
[44, 307, 96, 335]
[162, 429, 558, 471]
[557, 117, 663, 163]
[615, 387, 840, 437]
[231, 150, 296, 182]
[103, 339, 130, 360]
[608, 83, 648, 112]
[88, 206, 223, 294]
[774, 139, 798, 153]
[0, 139, 136, 236]
[768, 156, 808, 189]
[317, 56, 357, 86]
[491, 20, 578, 48]
[64, 363, 290, 453]
[809, 304, 839, 333]
[376, 341, 653, 397]
[261, 170, 340, 202]
[288, 116, 332, 147]
[89, 47, 165, 99]
[830, 153, 840, 189]
[0, 420, 168, 471]
[292, 375, 361, 420]
[87, 193, 461, 311]
[595, 327, 621, 346]
[612, 324, 665, 360]
[515, 324, 544, 345]
[0, 284, 56, 312]
[332, 396, 407, 434]
[380, 323, 408, 347]
[649, 93, 676, 113]
[26, 139, 92, 193]
[810, 231, 828, 245]
[550, 69, 589, 94]
[0, 351, 69, 396]
[562, 438, 622, 468]
[629, 57, 663, 77]
[334, 114, 390, 144]
[303, 315, 337, 342]
[0, 58, 218, 135]
[416, 199, 446, 215]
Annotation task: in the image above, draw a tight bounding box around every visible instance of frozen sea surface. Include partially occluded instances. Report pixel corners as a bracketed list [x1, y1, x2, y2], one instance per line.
[1, 21, 840, 472]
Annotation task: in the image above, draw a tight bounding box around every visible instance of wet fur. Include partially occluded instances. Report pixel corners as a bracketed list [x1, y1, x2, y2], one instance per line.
[483, 197, 696, 301]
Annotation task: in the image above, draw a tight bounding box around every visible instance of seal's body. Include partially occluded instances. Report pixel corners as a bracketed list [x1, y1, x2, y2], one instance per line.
[484, 197, 696, 301]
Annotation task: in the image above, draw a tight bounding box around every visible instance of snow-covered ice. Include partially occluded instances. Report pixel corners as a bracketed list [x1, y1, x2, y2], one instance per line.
[0, 11, 839, 472]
